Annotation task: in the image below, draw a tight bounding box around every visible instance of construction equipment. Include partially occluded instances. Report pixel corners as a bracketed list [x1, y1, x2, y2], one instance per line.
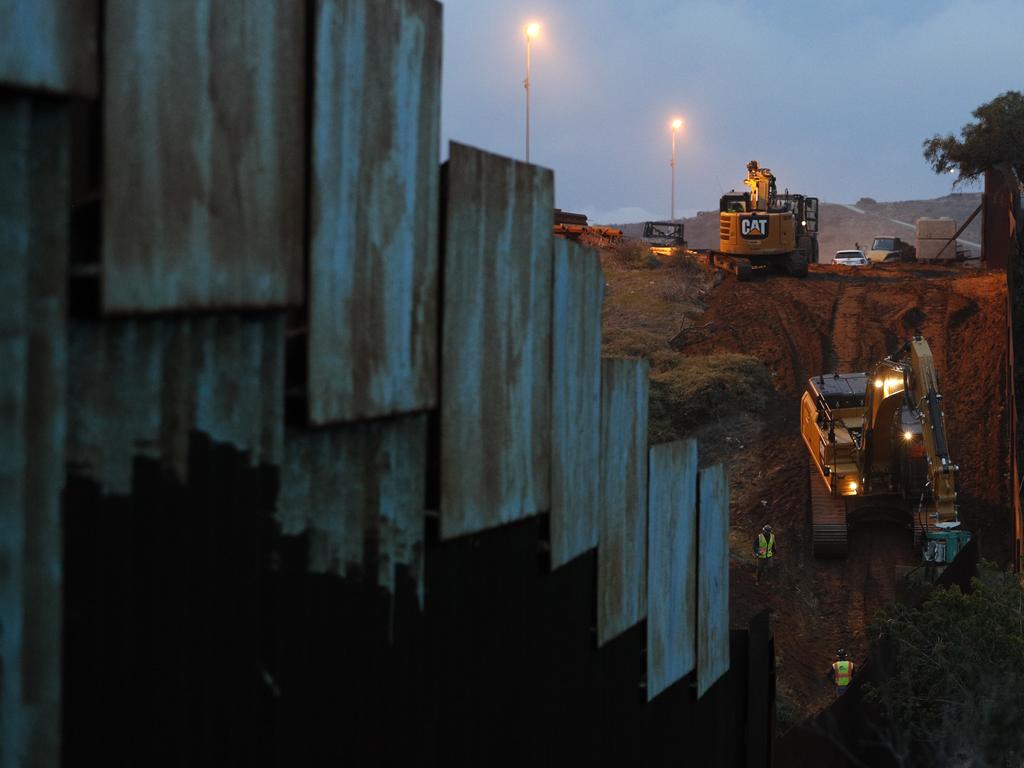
[706, 161, 819, 280]
[800, 335, 968, 562]
[553, 208, 622, 242]
[642, 220, 686, 256]
[866, 236, 916, 263]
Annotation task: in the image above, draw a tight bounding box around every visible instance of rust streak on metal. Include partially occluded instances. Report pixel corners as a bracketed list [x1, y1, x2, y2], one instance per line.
[103, 0, 305, 311]
[439, 143, 554, 539]
[279, 416, 427, 605]
[697, 463, 730, 698]
[647, 439, 698, 700]
[550, 238, 603, 568]
[597, 357, 649, 646]
[308, 0, 442, 424]
[68, 314, 286, 494]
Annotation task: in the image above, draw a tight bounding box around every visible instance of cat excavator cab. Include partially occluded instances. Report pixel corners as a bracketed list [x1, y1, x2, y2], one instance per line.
[800, 335, 969, 561]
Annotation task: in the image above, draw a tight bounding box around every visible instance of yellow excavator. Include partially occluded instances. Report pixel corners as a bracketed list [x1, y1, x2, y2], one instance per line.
[800, 335, 970, 562]
[712, 161, 819, 280]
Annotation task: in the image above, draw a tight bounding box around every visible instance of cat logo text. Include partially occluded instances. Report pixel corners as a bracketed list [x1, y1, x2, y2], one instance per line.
[740, 217, 770, 239]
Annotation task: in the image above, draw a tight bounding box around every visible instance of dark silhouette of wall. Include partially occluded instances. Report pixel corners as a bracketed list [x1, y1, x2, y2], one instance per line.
[63, 434, 773, 767]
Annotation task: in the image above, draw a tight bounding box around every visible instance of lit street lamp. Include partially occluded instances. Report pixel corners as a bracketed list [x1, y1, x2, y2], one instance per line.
[524, 22, 540, 163]
[670, 118, 684, 221]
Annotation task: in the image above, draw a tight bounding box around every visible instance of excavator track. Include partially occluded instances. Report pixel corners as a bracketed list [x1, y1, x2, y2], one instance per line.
[810, 460, 848, 558]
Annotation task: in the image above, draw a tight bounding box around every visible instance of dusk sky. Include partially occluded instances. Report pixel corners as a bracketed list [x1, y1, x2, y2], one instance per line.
[440, 0, 1022, 223]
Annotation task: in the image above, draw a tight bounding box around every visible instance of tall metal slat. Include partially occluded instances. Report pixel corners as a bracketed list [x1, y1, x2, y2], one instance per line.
[0, 95, 68, 768]
[550, 239, 604, 568]
[0, 0, 98, 96]
[103, 0, 305, 311]
[308, 0, 442, 424]
[647, 440, 698, 700]
[279, 416, 427, 604]
[598, 358, 649, 646]
[440, 143, 553, 539]
[697, 463, 730, 697]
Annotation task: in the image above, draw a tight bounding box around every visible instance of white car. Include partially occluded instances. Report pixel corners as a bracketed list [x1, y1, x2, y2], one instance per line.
[833, 249, 869, 266]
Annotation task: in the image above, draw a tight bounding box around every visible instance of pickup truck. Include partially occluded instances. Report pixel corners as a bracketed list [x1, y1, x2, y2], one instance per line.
[866, 236, 916, 263]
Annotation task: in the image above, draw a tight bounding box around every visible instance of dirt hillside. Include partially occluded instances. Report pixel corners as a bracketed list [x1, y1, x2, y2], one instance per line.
[598, 243, 1009, 723]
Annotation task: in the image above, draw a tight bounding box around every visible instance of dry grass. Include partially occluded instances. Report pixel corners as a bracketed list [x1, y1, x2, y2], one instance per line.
[599, 241, 774, 444]
[648, 353, 773, 443]
[605, 238, 660, 269]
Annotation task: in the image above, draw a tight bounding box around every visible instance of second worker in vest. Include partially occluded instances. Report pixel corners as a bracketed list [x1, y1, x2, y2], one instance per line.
[753, 524, 776, 584]
[828, 649, 856, 697]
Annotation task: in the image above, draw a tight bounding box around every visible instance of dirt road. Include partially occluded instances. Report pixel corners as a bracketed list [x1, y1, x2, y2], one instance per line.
[601, 252, 1009, 719]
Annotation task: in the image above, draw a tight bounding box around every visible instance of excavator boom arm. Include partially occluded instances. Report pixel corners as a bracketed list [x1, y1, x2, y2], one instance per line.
[906, 338, 958, 523]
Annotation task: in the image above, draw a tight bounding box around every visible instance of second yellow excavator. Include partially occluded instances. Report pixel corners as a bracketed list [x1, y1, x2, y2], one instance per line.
[800, 335, 970, 563]
[714, 160, 819, 280]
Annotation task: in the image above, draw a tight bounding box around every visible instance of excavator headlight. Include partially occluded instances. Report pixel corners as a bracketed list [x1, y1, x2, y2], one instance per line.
[903, 430, 913, 441]
[874, 379, 882, 389]
[848, 481, 858, 493]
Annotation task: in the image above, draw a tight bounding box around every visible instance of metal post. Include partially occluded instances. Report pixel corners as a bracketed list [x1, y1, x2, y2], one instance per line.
[671, 127, 676, 221]
[525, 34, 531, 163]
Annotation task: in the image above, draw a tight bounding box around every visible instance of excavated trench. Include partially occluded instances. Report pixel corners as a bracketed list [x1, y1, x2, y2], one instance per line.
[661, 261, 1009, 718]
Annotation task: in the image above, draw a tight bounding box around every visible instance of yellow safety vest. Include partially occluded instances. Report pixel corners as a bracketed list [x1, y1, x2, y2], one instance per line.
[757, 533, 775, 559]
[833, 660, 853, 687]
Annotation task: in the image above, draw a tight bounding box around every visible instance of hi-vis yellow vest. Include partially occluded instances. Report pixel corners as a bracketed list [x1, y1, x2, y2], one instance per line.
[833, 660, 853, 686]
[757, 533, 775, 559]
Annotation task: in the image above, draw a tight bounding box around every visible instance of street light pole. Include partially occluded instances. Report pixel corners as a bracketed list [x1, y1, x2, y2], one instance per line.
[525, 23, 539, 163]
[670, 118, 683, 221]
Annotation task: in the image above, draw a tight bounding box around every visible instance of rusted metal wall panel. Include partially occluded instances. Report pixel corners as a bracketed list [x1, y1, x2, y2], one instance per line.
[982, 169, 1018, 271]
[308, 0, 442, 424]
[0, 95, 68, 768]
[68, 314, 285, 495]
[550, 239, 604, 568]
[278, 416, 427, 603]
[0, 0, 98, 96]
[102, 0, 305, 312]
[647, 440, 698, 701]
[440, 143, 554, 539]
[697, 463, 730, 698]
[597, 358, 649, 646]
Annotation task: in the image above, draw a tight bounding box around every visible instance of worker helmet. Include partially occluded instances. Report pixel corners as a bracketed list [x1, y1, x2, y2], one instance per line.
[836, 648, 847, 659]
[762, 524, 773, 534]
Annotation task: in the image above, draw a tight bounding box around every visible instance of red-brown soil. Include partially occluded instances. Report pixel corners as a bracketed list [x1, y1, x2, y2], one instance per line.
[600, 251, 1009, 720]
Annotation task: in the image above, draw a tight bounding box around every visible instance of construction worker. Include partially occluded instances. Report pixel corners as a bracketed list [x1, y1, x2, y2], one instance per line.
[828, 649, 856, 697]
[752, 524, 775, 584]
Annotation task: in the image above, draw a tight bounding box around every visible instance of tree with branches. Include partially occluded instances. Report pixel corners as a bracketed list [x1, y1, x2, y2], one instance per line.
[923, 91, 1024, 186]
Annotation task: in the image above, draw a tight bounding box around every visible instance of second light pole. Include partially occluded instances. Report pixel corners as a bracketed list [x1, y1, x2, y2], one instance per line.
[670, 118, 683, 221]
[524, 22, 540, 163]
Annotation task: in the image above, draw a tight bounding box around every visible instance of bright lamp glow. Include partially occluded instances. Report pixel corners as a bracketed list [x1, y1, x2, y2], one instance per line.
[848, 481, 858, 493]
[883, 376, 904, 398]
[671, 118, 683, 130]
[903, 430, 914, 441]
[873, 379, 883, 389]
[526, 22, 540, 39]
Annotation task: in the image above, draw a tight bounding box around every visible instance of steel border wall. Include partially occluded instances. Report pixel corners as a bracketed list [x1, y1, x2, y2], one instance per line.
[0, 3, 757, 765]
